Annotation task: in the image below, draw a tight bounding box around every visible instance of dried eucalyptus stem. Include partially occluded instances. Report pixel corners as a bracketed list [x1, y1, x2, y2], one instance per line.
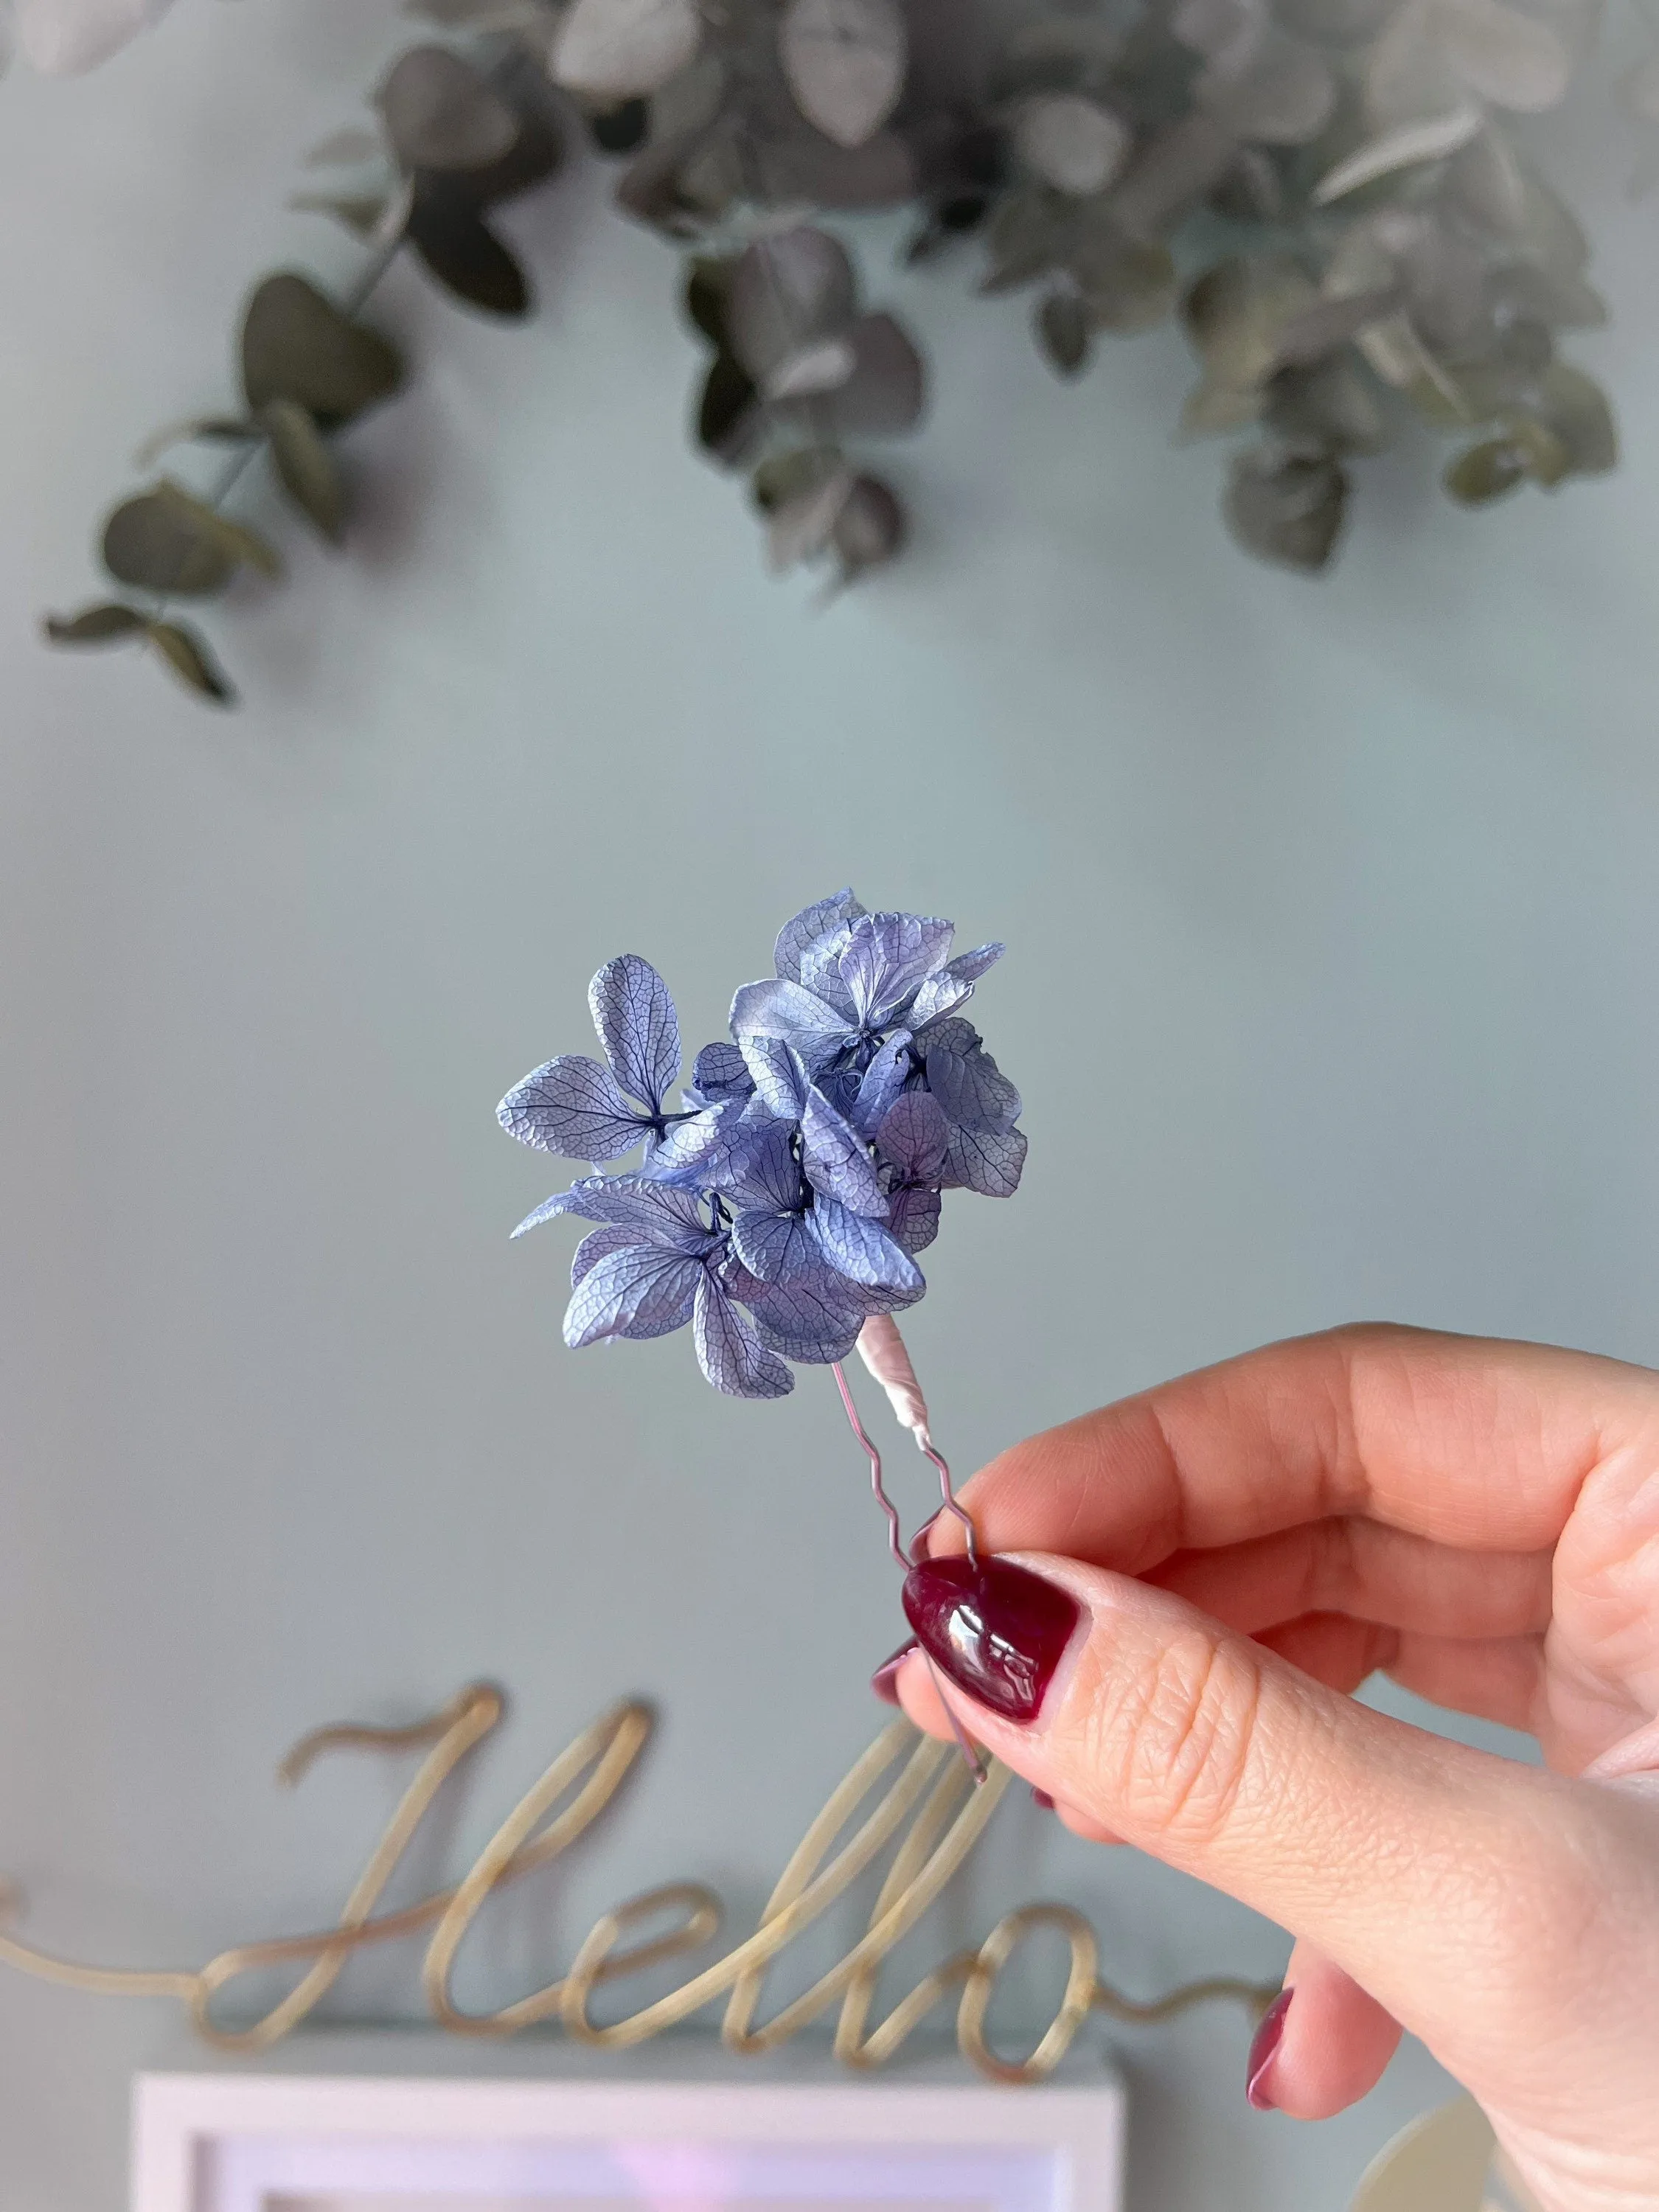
[37, 0, 1633, 705]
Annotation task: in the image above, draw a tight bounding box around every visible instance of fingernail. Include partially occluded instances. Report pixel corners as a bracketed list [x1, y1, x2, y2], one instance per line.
[1246, 1989, 1293, 2112]
[911, 1511, 941, 1561]
[901, 1557, 1081, 1725]
[871, 1640, 918, 1706]
[1032, 1787, 1056, 1811]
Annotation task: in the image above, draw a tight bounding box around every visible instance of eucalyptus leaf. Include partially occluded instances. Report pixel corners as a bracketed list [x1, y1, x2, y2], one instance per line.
[590, 97, 650, 153]
[44, 602, 148, 646]
[979, 184, 1070, 292]
[726, 227, 857, 379]
[289, 191, 396, 239]
[552, 0, 701, 101]
[1535, 362, 1616, 473]
[1506, 411, 1570, 485]
[1184, 254, 1319, 390]
[146, 619, 234, 705]
[406, 188, 530, 314]
[778, 0, 906, 150]
[1437, 0, 1572, 112]
[684, 257, 735, 347]
[1225, 445, 1347, 569]
[1443, 436, 1528, 501]
[241, 273, 403, 425]
[831, 474, 905, 577]
[807, 312, 924, 436]
[133, 416, 257, 467]
[1036, 288, 1091, 375]
[766, 467, 855, 570]
[1109, 112, 1238, 238]
[764, 335, 858, 400]
[381, 45, 520, 171]
[752, 128, 917, 205]
[102, 481, 280, 597]
[1014, 94, 1130, 196]
[752, 445, 845, 512]
[261, 397, 345, 541]
[1273, 282, 1402, 367]
[1267, 357, 1390, 453]
[698, 352, 763, 464]
[1313, 102, 1482, 202]
[1198, 27, 1335, 145]
[1068, 220, 1176, 330]
[305, 122, 386, 168]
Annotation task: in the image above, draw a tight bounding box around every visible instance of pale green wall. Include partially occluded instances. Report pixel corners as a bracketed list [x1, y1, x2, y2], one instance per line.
[0, 4, 1648, 2205]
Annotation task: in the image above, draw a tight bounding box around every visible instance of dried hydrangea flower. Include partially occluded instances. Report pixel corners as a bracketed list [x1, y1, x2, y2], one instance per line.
[497, 890, 1026, 1399]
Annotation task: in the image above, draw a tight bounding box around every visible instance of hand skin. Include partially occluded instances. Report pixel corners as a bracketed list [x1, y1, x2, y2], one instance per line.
[891, 1326, 1659, 2212]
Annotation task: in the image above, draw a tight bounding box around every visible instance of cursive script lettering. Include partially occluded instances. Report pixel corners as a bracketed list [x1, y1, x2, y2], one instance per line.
[0, 1682, 1270, 2079]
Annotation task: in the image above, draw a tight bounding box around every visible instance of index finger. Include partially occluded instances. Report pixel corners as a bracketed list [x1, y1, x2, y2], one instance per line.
[942, 1324, 1659, 1573]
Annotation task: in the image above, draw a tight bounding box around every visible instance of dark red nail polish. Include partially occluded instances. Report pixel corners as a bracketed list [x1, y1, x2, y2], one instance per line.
[901, 1557, 1080, 1725]
[1032, 1787, 1056, 1811]
[1246, 1989, 1292, 2111]
[871, 1640, 918, 1706]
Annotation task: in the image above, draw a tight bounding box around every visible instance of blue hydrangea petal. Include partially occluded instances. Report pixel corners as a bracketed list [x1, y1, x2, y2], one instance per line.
[694, 1273, 795, 1397]
[498, 1055, 647, 1162]
[941, 1123, 1028, 1198]
[948, 942, 1004, 984]
[571, 1222, 644, 1284]
[773, 889, 866, 984]
[849, 1031, 912, 1137]
[738, 1273, 867, 1364]
[807, 1193, 924, 1293]
[521, 1174, 714, 1242]
[798, 928, 860, 1020]
[588, 955, 681, 1115]
[688, 1041, 754, 1103]
[739, 1033, 810, 1119]
[729, 978, 857, 1071]
[801, 1085, 887, 1217]
[924, 1039, 1022, 1134]
[874, 1091, 950, 1180]
[646, 1099, 747, 1184]
[731, 1206, 816, 1282]
[714, 1120, 807, 1214]
[836, 912, 955, 1027]
[906, 973, 975, 1030]
[563, 1243, 706, 1347]
[888, 1183, 942, 1253]
[916, 1015, 981, 1057]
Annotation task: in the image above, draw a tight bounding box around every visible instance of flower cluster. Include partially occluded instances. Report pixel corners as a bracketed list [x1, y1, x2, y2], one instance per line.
[498, 891, 1026, 1399]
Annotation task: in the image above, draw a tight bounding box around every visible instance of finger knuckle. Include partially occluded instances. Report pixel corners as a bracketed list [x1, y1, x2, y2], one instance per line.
[1089, 1626, 1265, 1850]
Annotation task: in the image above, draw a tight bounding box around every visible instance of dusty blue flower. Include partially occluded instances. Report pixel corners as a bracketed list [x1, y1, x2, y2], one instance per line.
[498, 955, 688, 1165]
[497, 893, 1025, 1399]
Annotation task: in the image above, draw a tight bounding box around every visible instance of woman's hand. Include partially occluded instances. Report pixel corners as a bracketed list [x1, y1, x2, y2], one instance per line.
[885, 1325, 1659, 2212]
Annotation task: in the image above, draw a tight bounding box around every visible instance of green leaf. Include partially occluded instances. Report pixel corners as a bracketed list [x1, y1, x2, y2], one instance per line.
[1536, 363, 1617, 476]
[697, 352, 762, 465]
[145, 619, 235, 704]
[242, 273, 404, 425]
[1035, 289, 1090, 377]
[380, 45, 521, 172]
[684, 257, 737, 349]
[1506, 413, 1571, 488]
[832, 474, 905, 579]
[260, 398, 345, 541]
[1225, 446, 1347, 571]
[751, 445, 844, 513]
[44, 602, 149, 645]
[406, 189, 529, 315]
[101, 481, 281, 597]
[1442, 438, 1528, 504]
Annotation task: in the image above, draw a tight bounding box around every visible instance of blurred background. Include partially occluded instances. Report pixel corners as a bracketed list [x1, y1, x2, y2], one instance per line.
[1, 3, 1655, 2206]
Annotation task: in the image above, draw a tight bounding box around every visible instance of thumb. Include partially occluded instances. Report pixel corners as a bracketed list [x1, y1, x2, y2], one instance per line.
[898, 1550, 1600, 2067]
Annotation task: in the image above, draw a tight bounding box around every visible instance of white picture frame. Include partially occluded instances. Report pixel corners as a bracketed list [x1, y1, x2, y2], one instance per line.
[131, 2050, 1124, 2212]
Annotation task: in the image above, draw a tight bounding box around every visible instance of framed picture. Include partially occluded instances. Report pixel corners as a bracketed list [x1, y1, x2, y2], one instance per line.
[132, 2056, 1125, 2212]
